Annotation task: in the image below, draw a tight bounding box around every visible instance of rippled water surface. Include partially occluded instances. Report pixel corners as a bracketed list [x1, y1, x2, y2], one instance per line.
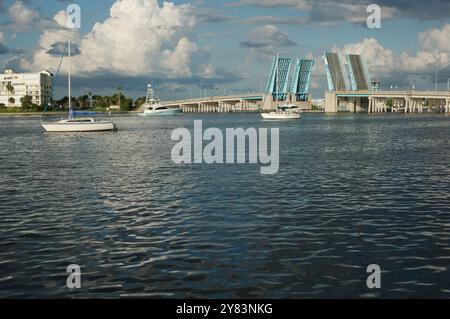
[1, 113, 450, 298]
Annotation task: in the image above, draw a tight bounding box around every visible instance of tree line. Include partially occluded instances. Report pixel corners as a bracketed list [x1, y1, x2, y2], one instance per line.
[1, 83, 147, 112]
[52, 93, 146, 112]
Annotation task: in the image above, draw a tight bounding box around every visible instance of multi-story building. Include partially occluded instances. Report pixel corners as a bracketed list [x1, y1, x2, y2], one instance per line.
[0, 69, 53, 107]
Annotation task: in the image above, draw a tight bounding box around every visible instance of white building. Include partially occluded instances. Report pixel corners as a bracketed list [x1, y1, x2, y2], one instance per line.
[0, 69, 53, 107]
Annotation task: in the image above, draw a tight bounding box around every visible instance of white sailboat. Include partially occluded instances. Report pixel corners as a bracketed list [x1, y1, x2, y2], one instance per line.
[261, 52, 300, 120]
[139, 84, 182, 116]
[41, 37, 117, 132]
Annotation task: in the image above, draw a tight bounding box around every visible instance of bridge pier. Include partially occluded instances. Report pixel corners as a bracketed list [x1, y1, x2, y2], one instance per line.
[405, 98, 411, 113]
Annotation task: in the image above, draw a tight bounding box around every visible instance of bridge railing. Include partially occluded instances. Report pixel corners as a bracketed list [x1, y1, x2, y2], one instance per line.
[333, 90, 450, 97]
[162, 93, 264, 105]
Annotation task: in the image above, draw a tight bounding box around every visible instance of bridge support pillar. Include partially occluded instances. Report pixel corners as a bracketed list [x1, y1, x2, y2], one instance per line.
[405, 98, 410, 113]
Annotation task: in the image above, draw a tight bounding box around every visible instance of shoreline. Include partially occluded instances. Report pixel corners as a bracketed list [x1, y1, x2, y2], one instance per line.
[0, 111, 137, 116]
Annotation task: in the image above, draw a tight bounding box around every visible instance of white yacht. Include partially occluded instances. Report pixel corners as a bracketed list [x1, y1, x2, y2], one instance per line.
[261, 109, 301, 120]
[41, 37, 117, 133]
[139, 84, 182, 116]
[261, 53, 301, 120]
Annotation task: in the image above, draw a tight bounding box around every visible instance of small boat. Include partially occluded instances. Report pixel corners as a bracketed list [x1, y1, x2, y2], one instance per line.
[41, 37, 117, 133]
[139, 84, 182, 116]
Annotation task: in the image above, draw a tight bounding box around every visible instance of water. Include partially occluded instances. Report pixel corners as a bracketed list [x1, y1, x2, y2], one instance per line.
[1, 113, 450, 298]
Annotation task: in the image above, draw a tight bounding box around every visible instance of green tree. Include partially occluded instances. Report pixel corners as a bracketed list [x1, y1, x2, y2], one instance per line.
[20, 95, 33, 109]
[6, 83, 15, 106]
[135, 96, 147, 108]
[386, 98, 393, 109]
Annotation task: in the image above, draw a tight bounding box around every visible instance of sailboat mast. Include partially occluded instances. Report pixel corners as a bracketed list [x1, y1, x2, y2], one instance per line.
[275, 52, 279, 109]
[68, 36, 72, 114]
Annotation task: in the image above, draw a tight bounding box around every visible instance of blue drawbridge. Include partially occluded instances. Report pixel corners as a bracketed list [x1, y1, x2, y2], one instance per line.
[266, 57, 292, 101]
[265, 56, 315, 102]
[291, 58, 315, 102]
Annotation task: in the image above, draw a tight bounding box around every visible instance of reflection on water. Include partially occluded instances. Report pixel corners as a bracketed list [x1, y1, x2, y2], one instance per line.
[0, 114, 450, 298]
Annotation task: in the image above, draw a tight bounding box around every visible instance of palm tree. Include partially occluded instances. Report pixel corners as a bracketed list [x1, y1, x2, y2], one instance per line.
[117, 86, 122, 109]
[6, 83, 14, 106]
[88, 91, 93, 109]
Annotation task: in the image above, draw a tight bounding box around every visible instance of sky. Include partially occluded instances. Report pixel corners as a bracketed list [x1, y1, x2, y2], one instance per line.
[0, 0, 450, 100]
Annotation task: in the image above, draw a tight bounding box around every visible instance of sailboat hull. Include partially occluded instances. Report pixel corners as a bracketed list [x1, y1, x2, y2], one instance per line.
[41, 121, 117, 132]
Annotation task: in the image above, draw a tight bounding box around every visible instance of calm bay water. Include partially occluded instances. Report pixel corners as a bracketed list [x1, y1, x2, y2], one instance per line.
[1, 113, 450, 298]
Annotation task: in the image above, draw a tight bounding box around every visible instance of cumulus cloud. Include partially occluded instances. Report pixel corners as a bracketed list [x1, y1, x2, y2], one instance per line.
[240, 24, 296, 53]
[325, 23, 450, 87]
[419, 24, 450, 53]
[22, 0, 209, 79]
[8, 0, 39, 26]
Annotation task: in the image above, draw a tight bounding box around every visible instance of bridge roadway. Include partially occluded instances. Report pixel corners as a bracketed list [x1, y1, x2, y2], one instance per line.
[325, 90, 450, 113]
[159, 94, 264, 113]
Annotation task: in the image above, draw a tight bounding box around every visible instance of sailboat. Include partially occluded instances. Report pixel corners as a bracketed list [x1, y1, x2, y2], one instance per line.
[261, 52, 300, 120]
[139, 84, 182, 116]
[41, 37, 117, 132]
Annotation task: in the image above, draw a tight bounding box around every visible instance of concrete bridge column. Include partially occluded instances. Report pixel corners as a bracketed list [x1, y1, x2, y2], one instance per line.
[412, 100, 417, 113]
[446, 99, 450, 113]
[405, 98, 410, 113]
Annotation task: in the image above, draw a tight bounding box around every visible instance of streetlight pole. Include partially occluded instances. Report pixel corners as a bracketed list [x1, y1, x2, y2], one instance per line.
[436, 69, 438, 91]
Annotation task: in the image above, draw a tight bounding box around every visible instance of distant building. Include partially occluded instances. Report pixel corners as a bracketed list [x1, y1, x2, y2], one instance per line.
[0, 69, 53, 107]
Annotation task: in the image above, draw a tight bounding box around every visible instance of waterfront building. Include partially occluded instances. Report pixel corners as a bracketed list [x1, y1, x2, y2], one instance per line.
[0, 69, 53, 107]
